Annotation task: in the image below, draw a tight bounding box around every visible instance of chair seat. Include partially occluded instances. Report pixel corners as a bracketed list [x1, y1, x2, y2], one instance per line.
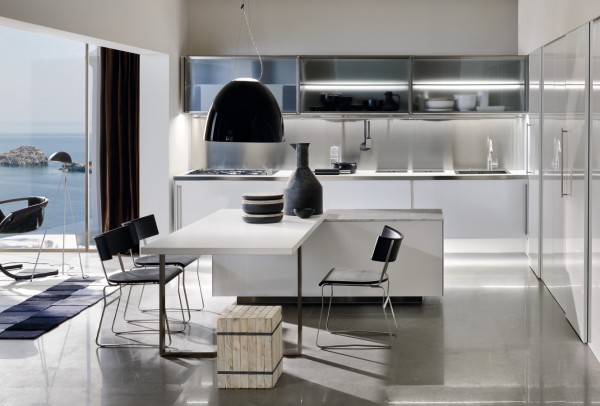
[108, 266, 182, 285]
[319, 267, 388, 286]
[134, 254, 198, 268]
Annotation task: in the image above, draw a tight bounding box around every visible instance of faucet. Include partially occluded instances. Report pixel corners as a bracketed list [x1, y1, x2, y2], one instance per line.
[486, 137, 498, 170]
[360, 119, 372, 151]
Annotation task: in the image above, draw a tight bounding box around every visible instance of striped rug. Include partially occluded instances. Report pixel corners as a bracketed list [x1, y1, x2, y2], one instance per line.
[0, 276, 104, 339]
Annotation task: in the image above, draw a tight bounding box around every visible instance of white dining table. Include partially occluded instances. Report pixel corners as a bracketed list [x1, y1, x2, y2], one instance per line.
[143, 208, 326, 357]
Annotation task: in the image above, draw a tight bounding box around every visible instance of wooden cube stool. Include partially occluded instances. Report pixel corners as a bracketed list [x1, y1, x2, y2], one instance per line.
[217, 305, 283, 389]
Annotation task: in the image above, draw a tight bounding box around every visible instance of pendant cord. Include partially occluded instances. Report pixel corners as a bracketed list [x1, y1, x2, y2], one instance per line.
[240, 1, 263, 81]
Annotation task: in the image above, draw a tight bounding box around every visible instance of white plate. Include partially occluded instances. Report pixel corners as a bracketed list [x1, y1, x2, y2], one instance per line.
[425, 108, 453, 112]
[425, 100, 454, 109]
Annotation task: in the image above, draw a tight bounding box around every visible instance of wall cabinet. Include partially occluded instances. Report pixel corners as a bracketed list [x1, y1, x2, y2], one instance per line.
[183, 56, 298, 113]
[412, 57, 527, 113]
[184, 55, 527, 115]
[299, 57, 410, 113]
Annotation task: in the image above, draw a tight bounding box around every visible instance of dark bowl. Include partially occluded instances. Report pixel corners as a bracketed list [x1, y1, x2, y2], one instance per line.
[320, 93, 340, 107]
[242, 199, 284, 215]
[338, 96, 353, 109]
[363, 99, 383, 110]
[242, 192, 284, 201]
[242, 212, 284, 224]
[293, 208, 315, 219]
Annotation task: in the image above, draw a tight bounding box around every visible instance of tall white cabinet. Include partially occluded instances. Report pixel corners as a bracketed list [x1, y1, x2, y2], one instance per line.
[527, 48, 542, 278]
[589, 19, 600, 360]
[540, 23, 589, 341]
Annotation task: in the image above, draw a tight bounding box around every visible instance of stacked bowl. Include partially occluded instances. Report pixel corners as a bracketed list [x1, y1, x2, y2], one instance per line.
[241, 192, 284, 224]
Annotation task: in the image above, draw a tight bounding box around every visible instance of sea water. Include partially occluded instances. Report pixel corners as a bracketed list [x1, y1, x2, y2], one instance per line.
[0, 133, 89, 239]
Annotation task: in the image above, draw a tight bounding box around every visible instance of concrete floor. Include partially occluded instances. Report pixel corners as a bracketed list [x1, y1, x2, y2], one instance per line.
[0, 252, 599, 405]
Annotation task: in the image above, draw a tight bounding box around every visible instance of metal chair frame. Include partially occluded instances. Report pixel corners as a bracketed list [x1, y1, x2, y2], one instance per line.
[94, 226, 187, 348]
[316, 225, 403, 349]
[123, 215, 204, 322]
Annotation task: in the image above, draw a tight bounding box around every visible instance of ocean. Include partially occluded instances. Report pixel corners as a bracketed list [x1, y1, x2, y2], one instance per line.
[0, 133, 91, 240]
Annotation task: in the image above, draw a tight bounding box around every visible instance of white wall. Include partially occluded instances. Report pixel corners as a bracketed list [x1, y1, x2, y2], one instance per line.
[189, 0, 518, 55]
[518, 0, 600, 54]
[0, 0, 191, 233]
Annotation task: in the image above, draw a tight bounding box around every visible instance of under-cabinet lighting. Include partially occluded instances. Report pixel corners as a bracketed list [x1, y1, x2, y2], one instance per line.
[413, 84, 522, 91]
[415, 80, 521, 85]
[302, 84, 408, 91]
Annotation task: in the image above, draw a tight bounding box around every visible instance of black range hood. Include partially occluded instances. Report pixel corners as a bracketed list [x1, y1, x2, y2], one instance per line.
[204, 78, 284, 142]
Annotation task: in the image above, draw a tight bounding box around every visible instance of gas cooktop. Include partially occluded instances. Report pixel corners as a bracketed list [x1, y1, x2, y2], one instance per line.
[187, 169, 274, 176]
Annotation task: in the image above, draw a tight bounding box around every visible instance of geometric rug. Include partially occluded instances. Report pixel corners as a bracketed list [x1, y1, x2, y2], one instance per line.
[0, 276, 104, 339]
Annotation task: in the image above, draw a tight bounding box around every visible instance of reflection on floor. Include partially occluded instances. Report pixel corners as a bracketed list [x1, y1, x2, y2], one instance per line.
[0, 252, 599, 405]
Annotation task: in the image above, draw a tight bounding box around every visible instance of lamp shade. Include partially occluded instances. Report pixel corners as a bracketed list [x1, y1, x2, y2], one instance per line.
[204, 78, 284, 142]
[48, 151, 72, 164]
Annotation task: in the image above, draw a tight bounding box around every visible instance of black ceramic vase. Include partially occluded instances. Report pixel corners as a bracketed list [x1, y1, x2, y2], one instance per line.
[283, 143, 323, 216]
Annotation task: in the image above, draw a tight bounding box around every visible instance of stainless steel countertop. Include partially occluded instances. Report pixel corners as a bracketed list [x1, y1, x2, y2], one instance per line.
[173, 169, 528, 181]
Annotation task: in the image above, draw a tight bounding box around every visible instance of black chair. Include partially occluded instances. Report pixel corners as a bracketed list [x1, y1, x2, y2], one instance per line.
[0, 197, 58, 281]
[94, 225, 186, 348]
[316, 225, 403, 349]
[123, 214, 204, 321]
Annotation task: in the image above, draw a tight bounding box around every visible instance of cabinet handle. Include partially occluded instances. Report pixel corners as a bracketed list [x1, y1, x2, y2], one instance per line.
[176, 185, 182, 230]
[526, 123, 532, 174]
[561, 128, 568, 197]
[525, 183, 528, 235]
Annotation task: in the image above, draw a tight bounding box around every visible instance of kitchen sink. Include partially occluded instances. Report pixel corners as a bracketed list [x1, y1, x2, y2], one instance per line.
[455, 169, 509, 175]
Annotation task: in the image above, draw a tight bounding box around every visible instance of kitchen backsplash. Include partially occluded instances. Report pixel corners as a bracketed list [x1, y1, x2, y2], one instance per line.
[190, 116, 525, 171]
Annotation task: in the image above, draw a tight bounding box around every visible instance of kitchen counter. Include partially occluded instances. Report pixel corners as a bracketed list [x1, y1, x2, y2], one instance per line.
[173, 171, 527, 253]
[325, 209, 443, 222]
[173, 169, 527, 181]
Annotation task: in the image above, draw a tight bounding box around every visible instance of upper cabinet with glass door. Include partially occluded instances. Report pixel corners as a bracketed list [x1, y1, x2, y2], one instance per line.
[183, 56, 298, 114]
[299, 57, 410, 114]
[411, 57, 527, 113]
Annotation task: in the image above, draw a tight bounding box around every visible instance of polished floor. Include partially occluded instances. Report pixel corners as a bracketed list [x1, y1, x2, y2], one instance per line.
[0, 252, 599, 405]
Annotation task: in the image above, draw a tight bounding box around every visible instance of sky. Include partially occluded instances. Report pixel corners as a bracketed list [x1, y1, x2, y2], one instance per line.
[0, 25, 86, 134]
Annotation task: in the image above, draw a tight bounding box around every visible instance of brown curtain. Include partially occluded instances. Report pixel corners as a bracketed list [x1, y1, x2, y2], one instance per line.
[99, 47, 140, 232]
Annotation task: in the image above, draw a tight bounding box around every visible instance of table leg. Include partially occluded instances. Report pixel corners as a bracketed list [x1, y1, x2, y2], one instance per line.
[159, 254, 166, 356]
[284, 245, 303, 357]
[159, 247, 304, 358]
[297, 245, 303, 354]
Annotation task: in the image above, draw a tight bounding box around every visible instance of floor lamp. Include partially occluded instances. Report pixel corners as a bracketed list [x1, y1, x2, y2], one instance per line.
[34, 151, 86, 278]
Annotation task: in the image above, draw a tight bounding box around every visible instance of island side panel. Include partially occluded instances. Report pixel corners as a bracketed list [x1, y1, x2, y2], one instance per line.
[212, 215, 443, 298]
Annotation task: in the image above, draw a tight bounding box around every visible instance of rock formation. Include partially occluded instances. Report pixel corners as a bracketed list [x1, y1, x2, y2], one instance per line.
[0, 146, 48, 167]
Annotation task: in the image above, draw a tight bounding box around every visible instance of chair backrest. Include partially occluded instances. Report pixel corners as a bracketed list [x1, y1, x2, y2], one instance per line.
[371, 225, 403, 283]
[0, 197, 48, 234]
[94, 226, 135, 262]
[125, 214, 159, 245]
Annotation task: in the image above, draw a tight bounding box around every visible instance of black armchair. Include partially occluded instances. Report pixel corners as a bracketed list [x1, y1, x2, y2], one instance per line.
[0, 197, 58, 281]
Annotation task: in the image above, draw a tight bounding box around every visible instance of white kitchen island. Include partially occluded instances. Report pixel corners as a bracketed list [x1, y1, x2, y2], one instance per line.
[213, 209, 444, 300]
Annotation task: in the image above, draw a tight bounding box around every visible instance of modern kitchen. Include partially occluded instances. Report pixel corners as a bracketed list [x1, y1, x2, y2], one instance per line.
[1, 0, 600, 404]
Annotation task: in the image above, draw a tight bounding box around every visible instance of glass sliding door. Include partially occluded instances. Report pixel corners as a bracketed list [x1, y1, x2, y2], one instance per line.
[0, 26, 88, 250]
